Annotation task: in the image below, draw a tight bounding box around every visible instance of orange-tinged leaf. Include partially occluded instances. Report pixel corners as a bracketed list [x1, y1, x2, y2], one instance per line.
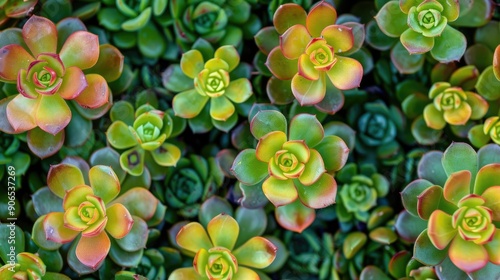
[35, 94, 71, 135]
[176, 222, 212, 254]
[89, 165, 120, 204]
[321, 25, 354, 54]
[481, 186, 500, 221]
[255, 131, 287, 163]
[443, 170, 471, 205]
[105, 203, 133, 239]
[210, 95, 235, 121]
[43, 212, 79, 243]
[233, 237, 277, 269]
[59, 31, 99, 70]
[73, 74, 109, 109]
[75, 231, 110, 269]
[275, 199, 315, 233]
[443, 102, 472, 125]
[428, 210, 456, 249]
[22, 15, 57, 57]
[280, 24, 310, 60]
[62, 185, 94, 210]
[265, 47, 298, 80]
[326, 56, 363, 90]
[207, 214, 239, 250]
[59, 66, 87, 100]
[180, 49, 204, 79]
[233, 267, 260, 280]
[6, 94, 38, 133]
[262, 176, 298, 207]
[47, 163, 85, 198]
[297, 149, 325, 186]
[484, 229, 500, 265]
[306, 1, 337, 37]
[296, 173, 336, 208]
[298, 54, 319, 80]
[474, 164, 500, 196]
[273, 3, 307, 34]
[169, 268, 199, 280]
[291, 73, 326, 106]
[449, 235, 488, 273]
[0, 44, 34, 81]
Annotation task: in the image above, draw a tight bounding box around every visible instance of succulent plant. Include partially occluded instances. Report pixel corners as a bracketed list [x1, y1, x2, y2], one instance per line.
[494, 45, 500, 80]
[0, 252, 70, 280]
[0, 15, 123, 158]
[336, 163, 390, 223]
[154, 154, 224, 219]
[170, 43, 253, 132]
[106, 102, 181, 177]
[231, 110, 349, 232]
[388, 250, 438, 280]
[31, 163, 165, 273]
[265, 1, 364, 113]
[375, 0, 466, 63]
[169, 213, 277, 279]
[401, 142, 500, 276]
[0, 0, 37, 27]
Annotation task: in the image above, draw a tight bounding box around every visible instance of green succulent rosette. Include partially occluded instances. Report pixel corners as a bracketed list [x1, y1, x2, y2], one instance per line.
[388, 250, 438, 280]
[0, 15, 123, 158]
[400, 142, 500, 276]
[169, 213, 277, 279]
[106, 102, 181, 177]
[31, 163, 165, 274]
[154, 154, 224, 219]
[336, 163, 390, 223]
[375, 0, 466, 63]
[264, 1, 364, 113]
[231, 110, 349, 232]
[169, 43, 253, 132]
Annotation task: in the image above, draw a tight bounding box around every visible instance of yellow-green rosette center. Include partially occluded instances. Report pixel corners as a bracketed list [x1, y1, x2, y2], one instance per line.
[453, 197, 495, 245]
[434, 88, 466, 111]
[419, 9, 440, 29]
[306, 38, 336, 71]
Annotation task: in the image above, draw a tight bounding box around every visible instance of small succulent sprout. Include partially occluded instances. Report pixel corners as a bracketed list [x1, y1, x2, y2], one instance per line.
[401, 142, 500, 274]
[423, 82, 488, 129]
[173, 45, 252, 130]
[0, 15, 123, 158]
[107, 103, 181, 176]
[266, 1, 363, 108]
[483, 116, 500, 144]
[375, 0, 465, 62]
[231, 110, 349, 232]
[0, 252, 71, 280]
[169, 214, 277, 279]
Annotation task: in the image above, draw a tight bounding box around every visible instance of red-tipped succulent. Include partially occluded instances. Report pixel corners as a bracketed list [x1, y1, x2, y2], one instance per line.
[0, 15, 123, 158]
[265, 1, 364, 111]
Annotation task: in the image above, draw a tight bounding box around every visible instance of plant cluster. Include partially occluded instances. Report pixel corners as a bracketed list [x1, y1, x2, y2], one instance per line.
[1, 0, 500, 279]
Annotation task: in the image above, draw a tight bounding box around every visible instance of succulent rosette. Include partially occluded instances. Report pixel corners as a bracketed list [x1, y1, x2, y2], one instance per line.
[0, 252, 70, 280]
[0, 15, 123, 158]
[265, 1, 363, 112]
[169, 213, 277, 279]
[231, 110, 349, 232]
[31, 163, 165, 272]
[171, 44, 253, 132]
[154, 154, 224, 219]
[0, 0, 37, 26]
[336, 163, 390, 223]
[106, 102, 181, 177]
[400, 143, 500, 275]
[423, 82, 488, 130]
[375, 0, 466, 62]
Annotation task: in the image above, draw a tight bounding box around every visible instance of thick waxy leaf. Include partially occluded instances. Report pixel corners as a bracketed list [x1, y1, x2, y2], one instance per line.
[306, 1, 337, 37]
[482, 186, 500, 221]
[430, 26, 466, 63]
[234, 207, 267, 247]
[115, 216, 148, 252]
[298, 149, 326, 185]
[391, 41, 425, 73]
[375, 1, 408, 37]
[176, 222, 212, 253]
[74, 74, 109, 109]
[22, 16, 57, 57]
[233, 237, 277, 269]
[43, 212, 79, 243]
[231, 149, 268, 185]
[60, 31, 99, 70]
[484, 230, 500, 265]
[254, 27, 279, 55]
[62, 185, 93, 210]
[395, 210, 428, 242]
[343, 232, 367, 259]
[250, 110, 287, 139]
[109, 187, 157, 221]
[466, 92, 488, 120]
[442, 142, 478, 182]
[414, 230, 448, 265]
[106, 121, 137, 149]
[280, 24, 310, 60]
[27, 127, 65, 159]
[449, 235, 488, 273]
[210, 96, 235, 121]
[88, 165, 120, 204]
[234, 267, 260, 280]
[6, 94, 38, 133]
[85, 44, 124, 82]
[225, 78, 252, 103]
[273, 4, 307, 34]
[326, 56, 363, 90]
[256, 131, 287, 162]
[180, 50, 204, 79]
[151, 143, 181, 167]
[105, 204, 133, 239]
[275, 200, 315, 233]
[418, 151, 448, 186]
[289, 114, 323, 147]
[59, 66, 87, 100]
[169, 268, 199, 280]
[76, 231, 110, 269]
[474, 164, 500, 196]
[494, 45, 500, 80]
[417, 185, 456, 220]
[314, 135, 349, 172]
[292, 73, 326, 105]
[265, 47, 298, 80]
[401, 29, 434, 54]
[207, 214, 239, 250]
[0, 44, 34, 81]
[173, 89, 209, 119]
[369, 227, 398, 244]
[262, 176, 298, 207]
[47, 163, 85, 198]
[428, 210, 456, 249]
[443, 170, 471, 205]
[215, 45, 240, 72]
[296, 173, 336, 209]
[322, 25, 354, 54]
[35, 94, 71, 135]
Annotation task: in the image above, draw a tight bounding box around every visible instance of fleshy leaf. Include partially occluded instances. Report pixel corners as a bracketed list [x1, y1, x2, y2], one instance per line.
[273, 4, 307, 34]
[298, 149, 326, 186]
[36, 94, 71, 135]
[443, 170, 471, 205]
[106, 121, 137, 149]
[233, 237, 277, 269]
[262, 176, 298, 207]
[210, 96, 235, 121]
[0, 44, 34, 81]
[280, 24, 310, 60]
[442, 142, 478, 182]
[428, 210, 456, 249]
[47, 163, 85, 198]
[105, 203, 133, 239]
[296, 173, 336, 208]
[225, 78, 252, 103]
[306, 2, 337, 37]
[414, 229, 448, 265]
[22, 15, 57, 57]
[275, 199, 315, 233]
[231, 149, 268, 185]
[59, 31, 100, 70]
[207, 214, 239, 250]
[43, 212, 79, 243]
[89, 165, 120, 204]
[250, 110, 287, 139]
[255, 131, 287, 163]
[176, 222, 212, 253]
[180, 49, 204, 79]
[265, 47, 298, 80]
[289, 114, 324, 147]
[75, 231, 110, 269]
[321, 25, 354, 53]
[326, 56, 363, 90]
[375, 1, 408, 37]
[430, 26, 466, 63]
[482, 186, 500, 221]
[73, 74, 109, 109]
[474, 164, 500, 196]
[173, 89, 209, 119]
[449, 235, 488, 273]
[417, 185, 456, 220]
[291, 73, 326, 105]
[215, 45, 240, 72]
[6, 94, 38, 133]
[85, 44, 124, 82]
[400, 29, 434, 54]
